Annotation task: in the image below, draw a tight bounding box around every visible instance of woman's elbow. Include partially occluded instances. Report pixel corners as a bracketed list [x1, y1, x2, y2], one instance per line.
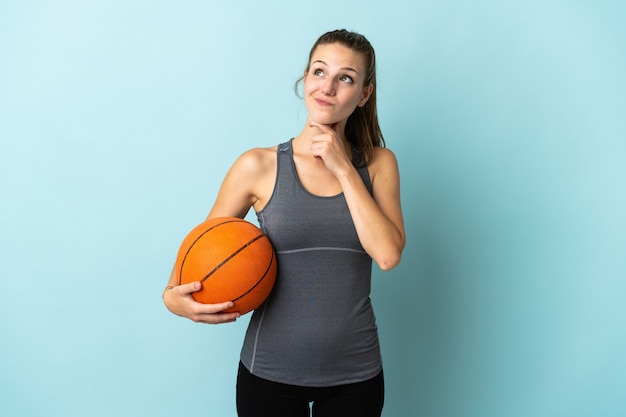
[370, 231, 405, 271]
[374, 249, 403, 271]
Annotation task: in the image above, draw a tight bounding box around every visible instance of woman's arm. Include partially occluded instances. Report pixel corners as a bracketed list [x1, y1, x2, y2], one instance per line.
[338, 147, 405, 270]
[163, 148, 275, 322]
[310, 122, 405, 270]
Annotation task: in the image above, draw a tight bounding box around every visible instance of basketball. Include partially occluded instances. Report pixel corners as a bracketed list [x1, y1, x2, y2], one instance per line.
[175, 217, 277, 315]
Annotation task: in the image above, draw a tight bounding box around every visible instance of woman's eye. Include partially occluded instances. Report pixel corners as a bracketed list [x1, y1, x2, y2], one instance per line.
[339, 75, 354, 84]
[313, 69, 324, 77]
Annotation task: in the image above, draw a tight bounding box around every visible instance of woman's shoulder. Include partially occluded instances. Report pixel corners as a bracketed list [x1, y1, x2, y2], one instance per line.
[240, 145, 278, 159]
[369, 145, 399, 168]
[367, 146, 400, 183]
[231, 146, 276, 183]
[233, 145, 278, 174]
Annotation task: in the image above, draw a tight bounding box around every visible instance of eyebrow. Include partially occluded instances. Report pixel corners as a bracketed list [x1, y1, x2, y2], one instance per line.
[312, 60, 360, 74]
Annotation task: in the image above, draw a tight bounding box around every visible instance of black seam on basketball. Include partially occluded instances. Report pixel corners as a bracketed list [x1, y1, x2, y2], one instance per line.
[199, 234, 265, 283]
[231, 247, 275, 302]
[178, 219, 246, 282]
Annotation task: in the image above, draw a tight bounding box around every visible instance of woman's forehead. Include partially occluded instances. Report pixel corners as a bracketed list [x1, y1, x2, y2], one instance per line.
[310, 43, 366, 72]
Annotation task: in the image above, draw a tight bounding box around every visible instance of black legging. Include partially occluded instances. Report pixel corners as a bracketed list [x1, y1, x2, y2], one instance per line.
[236, 362, 384, 417]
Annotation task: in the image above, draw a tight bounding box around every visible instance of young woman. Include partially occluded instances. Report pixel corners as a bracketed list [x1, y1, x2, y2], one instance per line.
[163, 29, 405, 417]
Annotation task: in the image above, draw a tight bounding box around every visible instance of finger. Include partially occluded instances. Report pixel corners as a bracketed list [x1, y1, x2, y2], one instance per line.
[191, 310, 240, 324]
[199, 301, 236, 314]
[309, 120, 336, 133]
[202, 312, 241, 325]
[309, 120, 334, 133]
[177, 281, 203, 294]
[190, 301, 240, 324]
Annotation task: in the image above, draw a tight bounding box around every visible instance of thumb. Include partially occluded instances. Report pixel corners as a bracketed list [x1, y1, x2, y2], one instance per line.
[309, 120, 339, 134]
[179, 281, 202, 294]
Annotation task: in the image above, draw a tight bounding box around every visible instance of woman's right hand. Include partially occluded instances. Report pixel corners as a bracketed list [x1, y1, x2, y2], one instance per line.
[163, 281, 241, 324]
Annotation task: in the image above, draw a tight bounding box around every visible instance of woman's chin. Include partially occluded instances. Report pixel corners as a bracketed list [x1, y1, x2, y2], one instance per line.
[308, 115, 340, 126]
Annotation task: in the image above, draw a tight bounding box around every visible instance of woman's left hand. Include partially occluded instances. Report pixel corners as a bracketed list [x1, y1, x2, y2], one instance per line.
[309, 121, 352, 177]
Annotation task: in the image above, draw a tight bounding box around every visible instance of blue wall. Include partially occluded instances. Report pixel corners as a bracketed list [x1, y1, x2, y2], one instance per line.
[1, 1, 624, 416]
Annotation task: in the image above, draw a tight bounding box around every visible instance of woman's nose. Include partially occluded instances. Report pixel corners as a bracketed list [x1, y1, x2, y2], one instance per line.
[321, 78, 336, 95]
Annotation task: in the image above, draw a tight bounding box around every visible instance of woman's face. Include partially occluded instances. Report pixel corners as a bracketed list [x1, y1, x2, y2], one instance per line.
[303, 43, 372, 126]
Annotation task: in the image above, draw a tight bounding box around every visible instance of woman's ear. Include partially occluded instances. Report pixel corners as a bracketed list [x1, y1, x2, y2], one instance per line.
[358, 84, 374, 107]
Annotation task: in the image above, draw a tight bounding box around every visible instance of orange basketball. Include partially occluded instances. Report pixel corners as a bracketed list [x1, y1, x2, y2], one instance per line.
[175, 217, 277, 315]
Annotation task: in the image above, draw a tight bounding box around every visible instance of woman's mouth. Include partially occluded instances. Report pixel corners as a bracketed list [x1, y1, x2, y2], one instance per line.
[315, 98, 333, 107]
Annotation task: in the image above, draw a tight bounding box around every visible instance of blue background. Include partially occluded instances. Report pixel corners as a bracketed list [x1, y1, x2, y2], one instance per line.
[1, 1, 625, 416]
